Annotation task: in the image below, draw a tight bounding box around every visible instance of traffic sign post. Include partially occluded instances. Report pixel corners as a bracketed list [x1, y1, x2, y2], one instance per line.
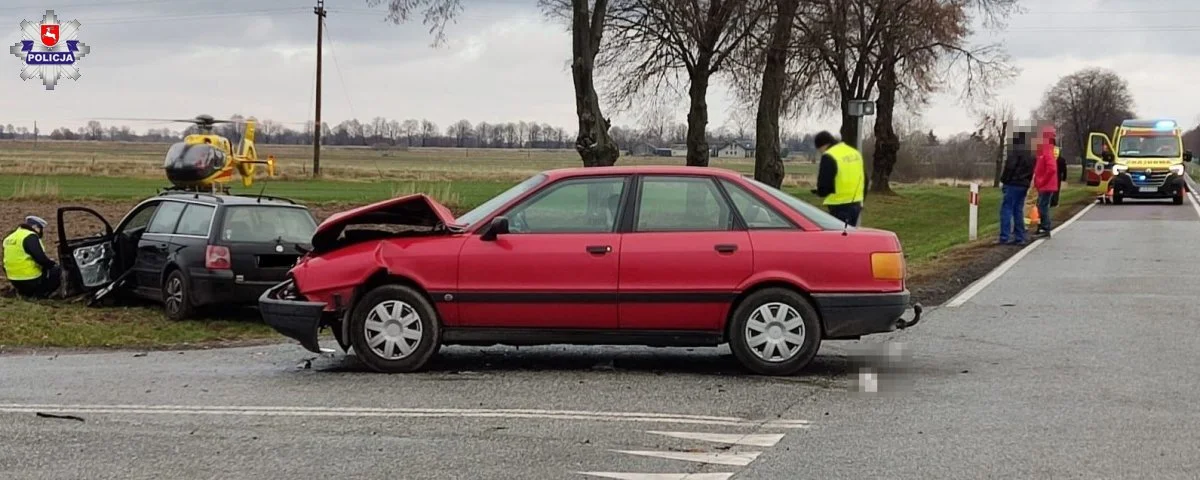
[848, 98, 875, 227]
[968, 183, 979, 241]
[847, 99, 876, 151]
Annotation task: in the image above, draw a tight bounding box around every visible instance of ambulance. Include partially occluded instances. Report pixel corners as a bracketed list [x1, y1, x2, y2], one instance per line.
[1086, 119, 1194, 205]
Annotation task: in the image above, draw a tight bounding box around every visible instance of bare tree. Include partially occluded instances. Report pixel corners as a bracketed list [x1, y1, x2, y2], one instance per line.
[420, 119, 438, 146]
[872, 0, 1016, 193]
[400, 119, 420, 145]
[447, 119, 473, 147]
[599, 0, 765, 166]
[367, 0, 463, 46]
[541, 0, 623, 166]
[1034, 67, 1135, 181]
[972, 101, 1014, 187]
[783, 0, 1016, 193]
[752, 0, 800, 187]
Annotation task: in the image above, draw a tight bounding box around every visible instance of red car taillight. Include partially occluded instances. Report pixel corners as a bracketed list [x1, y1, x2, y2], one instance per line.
[206, 245, 231, 270]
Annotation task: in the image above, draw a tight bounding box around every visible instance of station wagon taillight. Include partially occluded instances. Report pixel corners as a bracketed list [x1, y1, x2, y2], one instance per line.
[206, 245, 231, 270]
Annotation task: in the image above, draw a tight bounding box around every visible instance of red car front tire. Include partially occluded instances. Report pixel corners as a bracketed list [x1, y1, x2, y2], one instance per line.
[348, 284, 442, 373]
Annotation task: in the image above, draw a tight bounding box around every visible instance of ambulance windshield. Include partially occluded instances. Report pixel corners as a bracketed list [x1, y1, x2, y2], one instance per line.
[1117, 133, 1180, 158]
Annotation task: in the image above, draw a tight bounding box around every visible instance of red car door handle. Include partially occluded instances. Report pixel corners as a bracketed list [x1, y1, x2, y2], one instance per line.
[586, 245, 612, 254]
[714, 244, 738, 253]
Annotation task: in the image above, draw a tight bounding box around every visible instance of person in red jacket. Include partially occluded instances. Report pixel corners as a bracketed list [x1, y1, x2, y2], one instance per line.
[1032, 125, 1059, 238]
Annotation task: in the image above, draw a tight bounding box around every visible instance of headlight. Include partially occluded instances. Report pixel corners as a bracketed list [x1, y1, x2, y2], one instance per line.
[1112, 164, 1128, 174]
[1169, 164, 1185, 175]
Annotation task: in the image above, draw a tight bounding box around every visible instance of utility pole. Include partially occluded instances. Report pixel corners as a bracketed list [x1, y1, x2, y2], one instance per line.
[313, 0, 326, 177]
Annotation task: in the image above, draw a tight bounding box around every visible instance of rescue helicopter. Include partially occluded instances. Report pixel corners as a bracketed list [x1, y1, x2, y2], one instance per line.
[100, 114, 279, 192]
[159, 114, 277, 192]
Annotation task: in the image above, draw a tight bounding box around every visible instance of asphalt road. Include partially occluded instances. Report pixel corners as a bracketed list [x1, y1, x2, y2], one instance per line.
[3, 194, 1200, 479]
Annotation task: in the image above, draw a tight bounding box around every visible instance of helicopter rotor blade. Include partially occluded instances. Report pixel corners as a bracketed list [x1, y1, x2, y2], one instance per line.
[84, 117, 203, 123]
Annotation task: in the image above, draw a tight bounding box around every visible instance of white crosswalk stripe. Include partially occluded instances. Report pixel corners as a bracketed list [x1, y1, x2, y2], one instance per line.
[576, 424, 802, 478]
[578, 473, 735, 480]
[611, 450, 761, 466]
[645, 431, 785, 447]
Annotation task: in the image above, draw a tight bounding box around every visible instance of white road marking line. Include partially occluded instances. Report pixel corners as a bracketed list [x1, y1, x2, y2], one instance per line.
[0, 404, 810, 428]
[943, 201, 1096, 308]
[645, 431, 785, 447]
[578, 473, 733, 480]
[1188, 185, 1200, 220]
[613, 450, 761, 466]
[578, 473, 734, 480]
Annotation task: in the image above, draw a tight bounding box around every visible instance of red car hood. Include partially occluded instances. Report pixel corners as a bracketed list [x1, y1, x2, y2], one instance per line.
[310, 194, 459, 251]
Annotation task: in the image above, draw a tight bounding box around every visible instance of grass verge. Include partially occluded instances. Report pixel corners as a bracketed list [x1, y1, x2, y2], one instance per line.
[0, 294, 277, 352]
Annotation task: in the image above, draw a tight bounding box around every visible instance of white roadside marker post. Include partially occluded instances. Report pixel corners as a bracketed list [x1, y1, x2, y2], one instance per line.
[969, 183, 979, 241]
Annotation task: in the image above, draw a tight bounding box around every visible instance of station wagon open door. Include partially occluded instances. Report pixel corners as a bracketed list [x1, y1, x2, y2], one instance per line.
[56, 206, 119, 300]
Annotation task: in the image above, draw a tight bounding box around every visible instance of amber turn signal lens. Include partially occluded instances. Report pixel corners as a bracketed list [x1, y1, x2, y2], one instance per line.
[871, 252, 905, 280]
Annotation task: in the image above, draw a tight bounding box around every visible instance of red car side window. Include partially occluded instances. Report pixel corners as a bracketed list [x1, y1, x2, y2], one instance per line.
[719, 180, 794, 229]
[635, 176, 733, 232]
[506, 177, 625, 234]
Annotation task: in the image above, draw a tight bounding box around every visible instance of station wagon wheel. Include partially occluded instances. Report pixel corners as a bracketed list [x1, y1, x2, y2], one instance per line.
[728, 288, 822, 376]
[348, 284, 442, 373]
[162, 270, 194, 321]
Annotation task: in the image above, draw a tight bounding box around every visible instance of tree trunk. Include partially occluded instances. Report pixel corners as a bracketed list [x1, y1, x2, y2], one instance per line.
[572, 0, 619, 167]
[869, 43, 899, 195]
[753, 0, 799, 189]
[685, 62, 713, 167]
[993, 120, 1006, 188]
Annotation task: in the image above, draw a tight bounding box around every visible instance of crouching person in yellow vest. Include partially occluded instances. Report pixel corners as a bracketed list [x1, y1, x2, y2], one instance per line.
[811, 131, 866, 226]
[3, 216, 61, 299]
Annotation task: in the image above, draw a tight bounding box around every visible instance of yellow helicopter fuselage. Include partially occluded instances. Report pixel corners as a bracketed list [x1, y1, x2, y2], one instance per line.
[163, 119, 275, 190]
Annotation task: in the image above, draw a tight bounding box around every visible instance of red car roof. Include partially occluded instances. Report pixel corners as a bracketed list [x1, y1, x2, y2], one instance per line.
[540, 165, 747, 181]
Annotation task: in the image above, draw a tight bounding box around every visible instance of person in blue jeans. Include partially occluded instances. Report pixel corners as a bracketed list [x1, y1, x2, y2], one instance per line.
[997, 131, 1035, 245]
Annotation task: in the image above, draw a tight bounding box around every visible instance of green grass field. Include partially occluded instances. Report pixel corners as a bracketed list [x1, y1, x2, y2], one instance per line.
[0, 140, 1093, 350]
[0, 139, 819, 185]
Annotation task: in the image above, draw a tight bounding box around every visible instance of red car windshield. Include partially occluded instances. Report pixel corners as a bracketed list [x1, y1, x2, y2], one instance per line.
[456, 173, 548, 227]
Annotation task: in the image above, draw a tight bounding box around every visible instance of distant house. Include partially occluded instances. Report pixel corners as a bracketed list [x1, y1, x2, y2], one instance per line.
[669, 144, 688, 157]
[653, 147, 673, 157]
[716, 140, 755, 158]
[626, 143, 657, 156]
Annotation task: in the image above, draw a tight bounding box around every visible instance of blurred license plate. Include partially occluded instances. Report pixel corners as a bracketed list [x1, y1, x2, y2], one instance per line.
[1139, 187, 1157, 193]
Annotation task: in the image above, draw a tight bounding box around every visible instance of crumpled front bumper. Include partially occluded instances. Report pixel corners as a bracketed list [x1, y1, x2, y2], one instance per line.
[258, 279, 328, 353]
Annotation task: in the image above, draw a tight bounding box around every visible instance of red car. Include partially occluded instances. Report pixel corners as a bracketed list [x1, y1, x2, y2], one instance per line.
[259, 166, 922, 375]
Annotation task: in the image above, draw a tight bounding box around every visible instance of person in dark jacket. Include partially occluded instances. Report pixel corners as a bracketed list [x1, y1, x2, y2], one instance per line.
[998, 132, 1035, 245]
[2, 216, 61, 299]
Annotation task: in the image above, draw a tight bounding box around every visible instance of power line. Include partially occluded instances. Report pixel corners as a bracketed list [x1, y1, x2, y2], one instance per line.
[1003, 25, 1200, 33]
[48, 8, 309, 25]
[322, 18, 359, 124]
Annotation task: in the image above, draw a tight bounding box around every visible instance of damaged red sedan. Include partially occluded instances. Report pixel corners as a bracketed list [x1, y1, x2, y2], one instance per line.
[259, 166, 922, 376]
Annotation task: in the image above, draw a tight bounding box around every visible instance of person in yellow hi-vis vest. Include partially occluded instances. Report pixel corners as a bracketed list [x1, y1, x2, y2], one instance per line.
[811, 131, 866, 226]
[3, 216, 61, 299]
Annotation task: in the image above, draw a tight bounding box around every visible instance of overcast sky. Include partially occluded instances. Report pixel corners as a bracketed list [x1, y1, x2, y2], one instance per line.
[3, 0, 1199, 137]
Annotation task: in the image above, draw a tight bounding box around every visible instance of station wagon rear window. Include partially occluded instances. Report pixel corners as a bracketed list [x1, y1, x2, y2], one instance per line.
[175, 204, 215, 236]
[221, 206, 317, 244]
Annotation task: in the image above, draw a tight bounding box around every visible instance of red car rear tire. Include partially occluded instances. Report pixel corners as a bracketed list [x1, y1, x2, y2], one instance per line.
[727, 288, 822, 376]
[348, 284, 442, 373]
